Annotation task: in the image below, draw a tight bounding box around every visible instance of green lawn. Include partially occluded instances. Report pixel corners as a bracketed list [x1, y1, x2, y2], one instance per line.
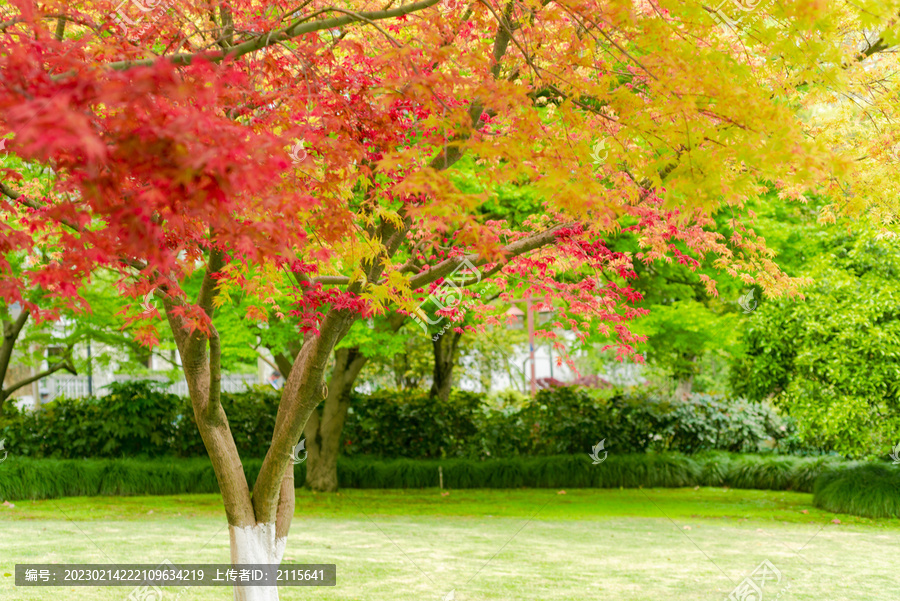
[1, 487, 897, 600]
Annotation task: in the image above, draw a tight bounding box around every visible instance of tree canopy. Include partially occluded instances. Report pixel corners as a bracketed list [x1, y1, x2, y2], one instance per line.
[3, 0, 900, 596]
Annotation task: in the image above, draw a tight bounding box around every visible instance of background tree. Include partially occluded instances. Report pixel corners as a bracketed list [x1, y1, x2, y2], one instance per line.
[0, 298, 76, 411]
[731, 229, 900, 457]
[0, 158, 78, 409]
[631, 299, 741, 397]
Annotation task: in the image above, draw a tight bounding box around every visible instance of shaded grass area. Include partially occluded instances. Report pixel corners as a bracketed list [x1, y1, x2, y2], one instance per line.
[1, 488, 899, 600]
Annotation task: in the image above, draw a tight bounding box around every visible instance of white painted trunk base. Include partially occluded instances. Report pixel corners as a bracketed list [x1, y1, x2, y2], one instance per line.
[229, 523, 287, 601]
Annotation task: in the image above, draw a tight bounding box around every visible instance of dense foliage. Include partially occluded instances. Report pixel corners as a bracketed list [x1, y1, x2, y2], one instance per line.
[0, 381, 795, 459]
[343, 386, 792, 458]
[732, 231, 900, 458]
[0, 380, 279, 460]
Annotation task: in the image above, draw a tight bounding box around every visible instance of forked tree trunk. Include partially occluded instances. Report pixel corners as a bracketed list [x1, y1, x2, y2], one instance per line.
[166, 225, 570, 597]
[153, 38, 553, 595]
[429, 330, 462, 402]
[165, 250, 308, 601]
[304, 347, 368, 492]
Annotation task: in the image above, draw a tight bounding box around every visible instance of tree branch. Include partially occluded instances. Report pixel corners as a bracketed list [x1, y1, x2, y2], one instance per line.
[209, 327, 222, 411]
[102, 0, 441, 70]
[182, 248, 226, 371]
[313, 276, 351, 285]
[252, 309, 351, 523]
[1, 354, 76, 403]
[407, 222, 575, 291]
[0, 308, 30, 387]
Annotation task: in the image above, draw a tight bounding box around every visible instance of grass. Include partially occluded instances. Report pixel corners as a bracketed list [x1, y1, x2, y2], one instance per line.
[0, 452, 853, 499]
[814, 462, 900, 518]
[1, 487, 899, 600]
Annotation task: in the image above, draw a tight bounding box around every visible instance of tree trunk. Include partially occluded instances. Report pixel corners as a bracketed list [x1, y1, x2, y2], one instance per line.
[304, 347, 368, 492]
[674, 355, 698, 399]
[429, 330, 462, 402]
[165, 252, 296, 601]
[229, 522, 285, 601]
[675, 374, 694, 398]
[0, 309, 29, 413]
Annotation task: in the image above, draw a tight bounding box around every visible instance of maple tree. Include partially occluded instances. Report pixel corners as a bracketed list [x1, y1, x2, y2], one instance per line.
[0, 0, 863, 598]
[0, 294, 77, 411]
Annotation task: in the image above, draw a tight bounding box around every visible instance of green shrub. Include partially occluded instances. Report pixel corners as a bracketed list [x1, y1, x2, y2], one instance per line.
[789, 456, 845, 493]
[0, 381, 280, 460]
[694, 451, 733, 486]
[341, 389, 482, 458]
[1, 382, 795, 461]
[5, 454, 893, 519]
[0, 380, 182, 459]
[664, 394, 785, 453]
[730, 232, 900, 459]
[341, 387, 789, 459]
[171, 386, 280, 458]
[814, 463, 900, 518]
[691, 454, 841, 493]
[727, 455, 802, 491]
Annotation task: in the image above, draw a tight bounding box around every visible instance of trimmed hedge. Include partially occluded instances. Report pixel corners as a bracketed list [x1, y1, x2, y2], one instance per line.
[342, 388, 792, 458]
[1, 381, 797, 461]
[0, 452, 867, 503]
[0, 381, 280, 460]
[813, 463, 900, 518]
